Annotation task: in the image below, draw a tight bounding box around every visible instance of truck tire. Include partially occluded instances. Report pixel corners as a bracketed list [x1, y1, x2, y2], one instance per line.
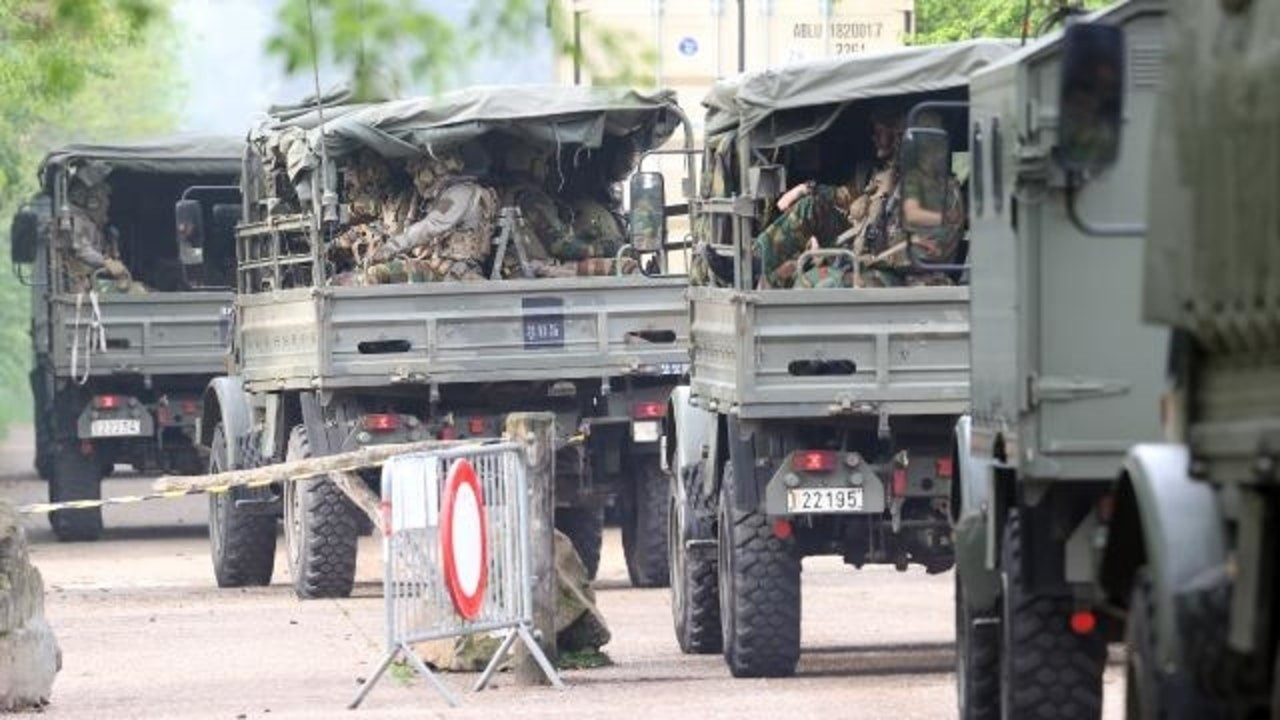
[1125, 569, 1223, 720]
[208, 423, 276, 587]
[670, 461, 721, 654]
[283, 425, 359, 599]
[717, 460, 801, 678]
[956, 573, 1000, 720]
[1000, 511, 1105, 720]
[555, 506, 602, 580]
[622, 461, 670, 588]
[48, 450, 104, 542]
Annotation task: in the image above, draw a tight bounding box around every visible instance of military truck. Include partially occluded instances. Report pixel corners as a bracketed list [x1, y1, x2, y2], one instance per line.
[9, 137, 243, 542]
[1069, 1, 1276, 716]
[656, 40, 1014, 678]
[195, 86, 693, 598]
[946, 2, 1172, 717]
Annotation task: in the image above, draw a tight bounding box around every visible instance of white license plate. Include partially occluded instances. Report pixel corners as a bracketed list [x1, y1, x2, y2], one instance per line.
[786, 487, 864, 513]
[90, 419, 142, 437]
[631, 420, 660, 443]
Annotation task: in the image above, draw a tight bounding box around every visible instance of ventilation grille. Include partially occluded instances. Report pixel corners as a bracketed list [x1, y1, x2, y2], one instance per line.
[1130, 45, 1164, 89]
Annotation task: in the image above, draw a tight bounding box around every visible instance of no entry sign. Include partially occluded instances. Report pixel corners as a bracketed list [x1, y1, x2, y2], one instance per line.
[439, 458, 489, 619]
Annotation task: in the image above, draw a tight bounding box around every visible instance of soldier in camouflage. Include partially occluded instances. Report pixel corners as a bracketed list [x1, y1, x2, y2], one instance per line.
[61, 177, 142, 294]
[750, 104, 905, 289]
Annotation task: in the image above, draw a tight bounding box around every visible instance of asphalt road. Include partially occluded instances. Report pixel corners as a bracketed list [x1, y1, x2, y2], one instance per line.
[2, 426, 1127, 719]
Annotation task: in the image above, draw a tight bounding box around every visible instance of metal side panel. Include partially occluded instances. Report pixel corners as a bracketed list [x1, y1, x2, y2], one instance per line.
[50, 292, 233, 377]
[238, 288, 323, 389]
[1024, 11, 1169, 481]
[689, 286, 971, 419]
[240, 277, 689, 389]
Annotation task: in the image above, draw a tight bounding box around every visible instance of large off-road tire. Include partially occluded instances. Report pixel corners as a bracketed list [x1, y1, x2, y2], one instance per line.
[208, 423, 276, 587]
[48, 450, 104, 542]
[956, 573, 1000, 720]
[1126, 569, 1223, 720]
[717, 460, 801, 678]
[670, 461, 721, 654]
[1000, 511, 1105, 719]
[283, 425, 359, 599]
[622, 461, 670, 588]
[555, 506, 603, 580]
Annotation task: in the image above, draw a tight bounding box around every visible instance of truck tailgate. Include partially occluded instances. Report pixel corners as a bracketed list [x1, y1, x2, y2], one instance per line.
[238, 276, 689, 390]
[689, 286, 970, 419]
[50, 292, 232, 377]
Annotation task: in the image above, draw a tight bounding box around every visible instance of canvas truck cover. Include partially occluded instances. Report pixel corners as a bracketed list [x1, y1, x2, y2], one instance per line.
[260, 85, 682, 182]
[39, 135, 245, 182]
[703, 38, 1017, 147]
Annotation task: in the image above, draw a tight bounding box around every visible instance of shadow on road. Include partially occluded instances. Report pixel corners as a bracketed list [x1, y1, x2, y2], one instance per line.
[796, 641, 955, 678]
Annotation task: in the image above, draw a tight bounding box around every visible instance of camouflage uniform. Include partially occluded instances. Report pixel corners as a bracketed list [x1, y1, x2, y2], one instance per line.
[752, 178, 870, 289]
[365, 179, 496, 283]
[690, 134, 735, 286]
[61, 181, 143, 293]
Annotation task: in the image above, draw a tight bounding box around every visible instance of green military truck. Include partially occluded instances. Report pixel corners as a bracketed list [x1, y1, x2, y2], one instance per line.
[657, 40, 1014, 678]
[195, 86, 693, 598]
[946, 1, 1174, 717]
[1088, 0, 1276, 715]
[10, 137, 243, 541]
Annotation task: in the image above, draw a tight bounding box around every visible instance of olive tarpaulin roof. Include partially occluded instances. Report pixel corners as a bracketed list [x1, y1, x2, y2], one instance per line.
[39, 135, 245, 181]
[266, 85, 682, 179]
[703, 39, 1017, 147]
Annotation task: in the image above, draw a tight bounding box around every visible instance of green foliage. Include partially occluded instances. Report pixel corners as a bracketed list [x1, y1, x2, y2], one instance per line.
[0, 0, 180, 433]
[913, 0, 1112, 44]
[267, 0, 655, 101]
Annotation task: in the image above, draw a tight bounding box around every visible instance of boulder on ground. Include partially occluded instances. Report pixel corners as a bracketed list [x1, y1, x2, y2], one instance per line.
[0, 501, 60, 711]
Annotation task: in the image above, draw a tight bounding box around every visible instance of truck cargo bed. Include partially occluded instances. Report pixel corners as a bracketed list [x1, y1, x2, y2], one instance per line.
[238, 276, 689, 391]
[689, 285, 970, 419]
[50, 292, 232, 377]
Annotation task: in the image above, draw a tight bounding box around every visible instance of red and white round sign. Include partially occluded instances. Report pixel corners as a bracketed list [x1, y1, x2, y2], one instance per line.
[439, 459, 488, 620]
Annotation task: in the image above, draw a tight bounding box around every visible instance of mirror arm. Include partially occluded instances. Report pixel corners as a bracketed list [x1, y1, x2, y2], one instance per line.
[1065, 173, 1145, 238]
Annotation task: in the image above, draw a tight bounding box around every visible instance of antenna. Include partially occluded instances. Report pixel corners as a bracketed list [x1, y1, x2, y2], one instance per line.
[306, 0, 338, 224]
[1020, 0, 1032, 46]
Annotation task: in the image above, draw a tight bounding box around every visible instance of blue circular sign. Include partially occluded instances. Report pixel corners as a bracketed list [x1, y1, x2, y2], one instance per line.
[678, 36, 699, 57]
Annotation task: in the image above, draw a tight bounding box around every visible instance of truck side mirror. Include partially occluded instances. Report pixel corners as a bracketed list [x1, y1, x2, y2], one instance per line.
[899, 127, 953, 235]
[175, 199, 205, 266]
[1056, 22, 1125, 173]
[628, 171, 666, 252]
[10, 208, 39, 265]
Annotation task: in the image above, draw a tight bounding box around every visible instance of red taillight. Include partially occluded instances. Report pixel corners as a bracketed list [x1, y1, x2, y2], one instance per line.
[467, 418, 487, 435]
[632, 402, 664, 420]
[792, 450, 837, 473]
[363, 414, 400, 432]
[1069, 609, 1097, 635]
[93, 394, 122, 410]
[772, 519, 793, 540]
[892, 467, 909, 496]
[935, 457, 954, 479]
[438, 425, 458, 440]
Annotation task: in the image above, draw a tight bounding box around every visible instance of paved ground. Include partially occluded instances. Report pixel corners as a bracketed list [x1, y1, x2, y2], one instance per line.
[2, 426, 1127, 719]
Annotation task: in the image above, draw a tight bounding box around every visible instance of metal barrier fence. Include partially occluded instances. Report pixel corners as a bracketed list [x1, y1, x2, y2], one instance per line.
[349, 441, 564, 709]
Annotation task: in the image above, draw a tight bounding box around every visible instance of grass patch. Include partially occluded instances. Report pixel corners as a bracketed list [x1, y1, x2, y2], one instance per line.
[556, 648, 612, 670]
[389, 660, 416, 685]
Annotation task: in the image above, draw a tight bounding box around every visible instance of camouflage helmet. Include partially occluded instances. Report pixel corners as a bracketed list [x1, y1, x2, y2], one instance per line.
[914, 109, 945, 131]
